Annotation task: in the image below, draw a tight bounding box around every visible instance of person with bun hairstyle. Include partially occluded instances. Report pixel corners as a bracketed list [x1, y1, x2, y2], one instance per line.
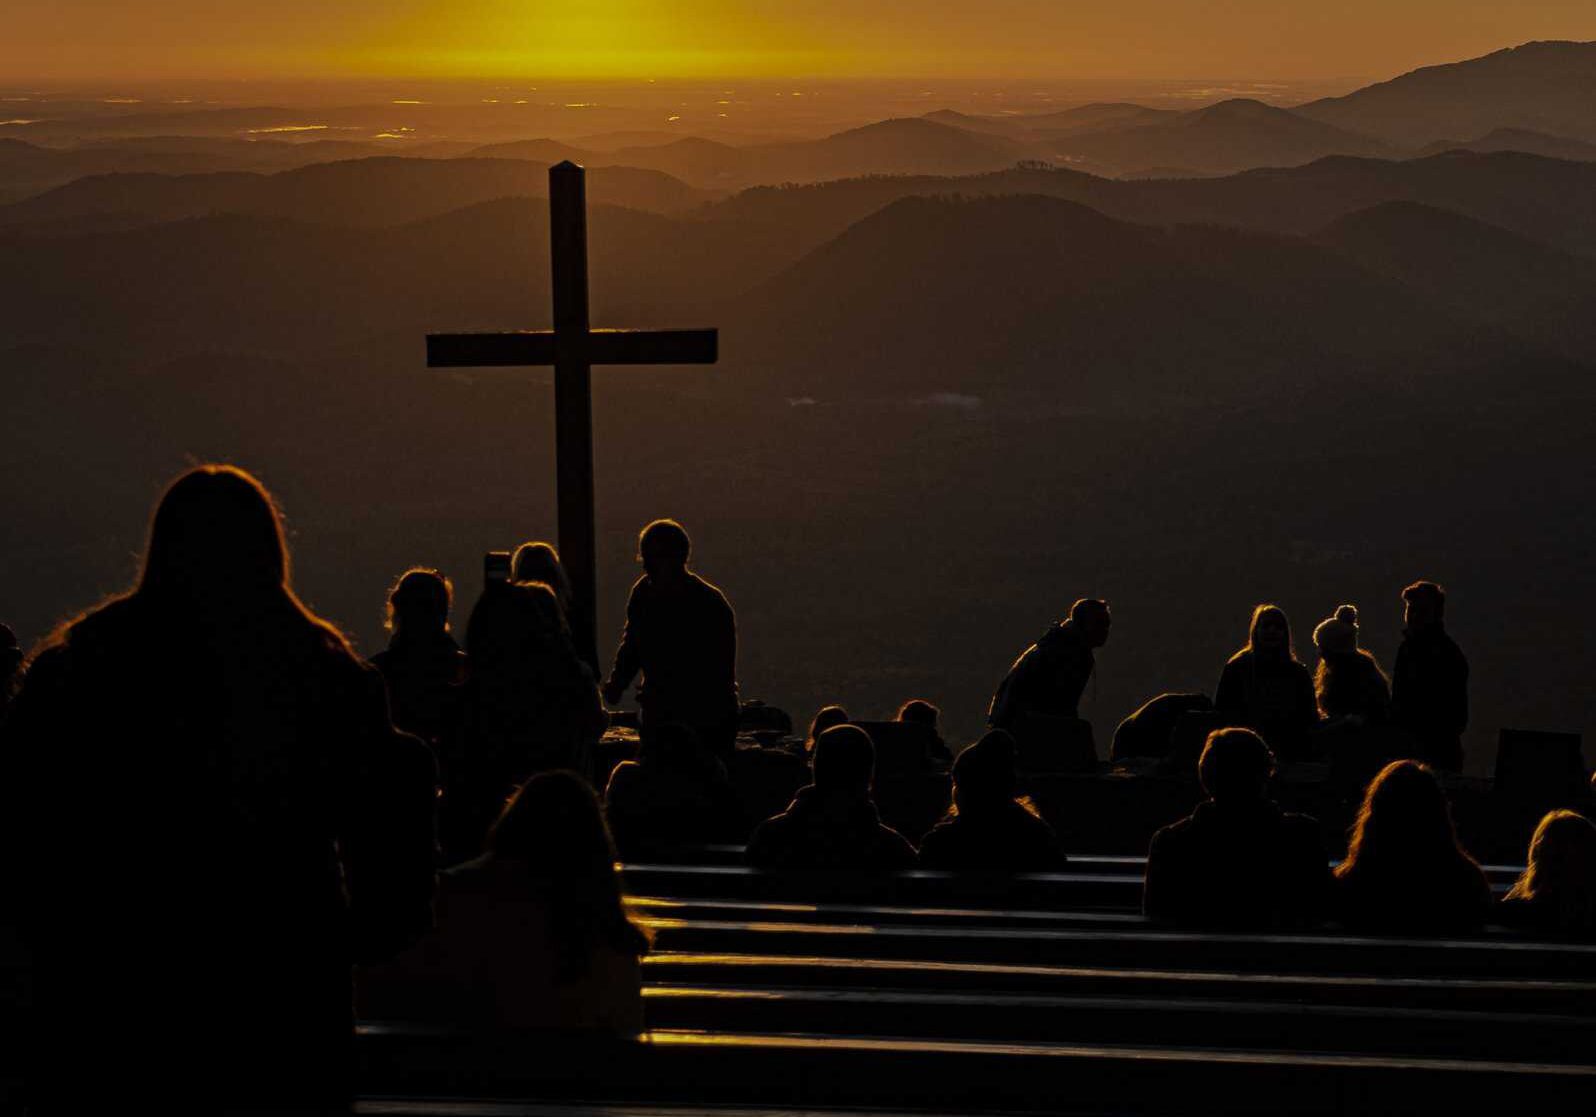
[1312, 605, 1390, 726]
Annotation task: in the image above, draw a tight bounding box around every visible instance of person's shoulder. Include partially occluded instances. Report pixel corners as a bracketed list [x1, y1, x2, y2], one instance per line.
[1149, 812, 1198, 851]
[605, 759, 643, 797]
[877, 822, 918, 864]
[687, 572, 733, 607]
[1223, 649, 1252, 668]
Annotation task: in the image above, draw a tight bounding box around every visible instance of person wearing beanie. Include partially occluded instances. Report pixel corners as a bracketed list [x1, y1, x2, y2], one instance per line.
[1143, 728, 1330, 927]
[1311, 604, 1390, 726]
[746, 724, 916, 874]
[918, 730, 1065, 872]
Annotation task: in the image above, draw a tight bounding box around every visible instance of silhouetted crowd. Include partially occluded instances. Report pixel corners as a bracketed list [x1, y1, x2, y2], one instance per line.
[1, 464, 1592, 1113]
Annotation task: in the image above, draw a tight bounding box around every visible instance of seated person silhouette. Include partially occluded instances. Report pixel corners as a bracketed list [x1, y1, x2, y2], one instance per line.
[3, 465, 436, 1112]
[513, 540, 575, 620]
[603, 519, 739, 762]
[1143, 728, 1330, 928]
[918, 730, 1065, 873]
[604, 721, 745, 860]
[370, 568, 467, 746]
[1333, 760, 1492, 935]
[1390, 581, 1469, 772]
[1500, 810, 1596, 940]
[360, 771, 650, 1036]
[1110, 692, 1213, 764]
[1215, 604, 1318, 761]
[449, 581, 605, 862]
[747, 724, 916, 873]
[0, 621, 21, 719]
[987, 598, 1109, 772]
[897, 698, 953, 765]
[803, 704, 850, 754]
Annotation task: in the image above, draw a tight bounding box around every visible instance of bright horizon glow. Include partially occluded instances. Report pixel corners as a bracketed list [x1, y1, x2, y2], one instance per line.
[5, 3, 1596, 84]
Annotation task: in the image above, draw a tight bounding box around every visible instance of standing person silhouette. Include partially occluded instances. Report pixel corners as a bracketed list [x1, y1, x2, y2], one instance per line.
[512, 540, 575, 621]
[1390, 581, 1469, 772]
[603, 520, 739, 763]
[1214, 604, 1317, 761]
[449, 581, 606, 861]
[371, 568, 467, 748]
[0, 465, 436, 1114]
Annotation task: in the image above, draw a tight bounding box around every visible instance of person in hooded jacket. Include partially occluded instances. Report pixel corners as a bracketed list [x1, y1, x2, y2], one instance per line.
[747, 724, 915, 873]
[1143, 727, 1330, 928]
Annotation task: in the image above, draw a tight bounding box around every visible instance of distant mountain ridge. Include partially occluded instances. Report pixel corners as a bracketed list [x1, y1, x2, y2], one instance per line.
[1297, 40, 1596, 144]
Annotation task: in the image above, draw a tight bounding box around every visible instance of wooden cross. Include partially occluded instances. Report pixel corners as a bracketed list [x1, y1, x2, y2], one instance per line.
[427, 160, 718, 672]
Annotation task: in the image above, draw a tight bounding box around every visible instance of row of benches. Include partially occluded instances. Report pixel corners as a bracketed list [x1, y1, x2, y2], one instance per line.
[355, 855, 1596, 1114]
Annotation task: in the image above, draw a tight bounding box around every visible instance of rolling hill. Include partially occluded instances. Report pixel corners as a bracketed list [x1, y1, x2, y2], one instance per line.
[1297, 40, 1596, 146]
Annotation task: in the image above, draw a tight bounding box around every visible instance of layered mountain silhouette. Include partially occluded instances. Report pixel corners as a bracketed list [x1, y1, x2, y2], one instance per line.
[1417, 127, 1596, 162]
[1298, 40, 1596, 145]
[1035, 98, 1395, 175]
[0, 156, 712, 233]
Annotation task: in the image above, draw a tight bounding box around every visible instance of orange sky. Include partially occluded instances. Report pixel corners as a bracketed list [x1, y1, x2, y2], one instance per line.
[8, 2, 1596, 82]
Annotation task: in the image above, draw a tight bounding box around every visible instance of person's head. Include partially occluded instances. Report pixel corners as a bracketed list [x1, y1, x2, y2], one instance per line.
[465, 580, 568, 669]
[811, 724, 875, 797]
[1508, 810, 1596, 914]
[139, 465, 290, 607]
[952, 730, 1019, 815]
[1246, 604, 1294, 660]
[487, 770, 650, 965]
[638, 519, 691, 580]
[805, 704, 850, 751]
[1198, 728, 1275, 805]
[1337, 760, 1472, 880]
[1312, 604, 1360, 657]
[513, 541, 573, 613]
[1069, 598, 1112, 648]
[386, 568, 452, 637]
[1402, 581, 1446, 633]
[896, 699, 939, 729]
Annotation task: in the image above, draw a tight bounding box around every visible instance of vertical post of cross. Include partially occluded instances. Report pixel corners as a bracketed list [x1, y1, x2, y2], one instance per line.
[549, 161, 600, 673]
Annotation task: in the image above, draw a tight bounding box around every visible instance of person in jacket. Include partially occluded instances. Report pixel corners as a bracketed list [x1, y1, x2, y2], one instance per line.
[603, 520, 739, 762]
[1143, 728, 1329, 927]
[1215, 604, 1318, 761]
[1, 465, 436, 1112]
[919, 730, 1065, 872]
[989, 598, 1111, 729]
[1389, 581, 1469, 772]
[1333, 760, 1492, 934]
[747, 724, 915, 873]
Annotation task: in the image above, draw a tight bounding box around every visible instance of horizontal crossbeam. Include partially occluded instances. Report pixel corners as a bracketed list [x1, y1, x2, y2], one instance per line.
[427, 327, 717, 369]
